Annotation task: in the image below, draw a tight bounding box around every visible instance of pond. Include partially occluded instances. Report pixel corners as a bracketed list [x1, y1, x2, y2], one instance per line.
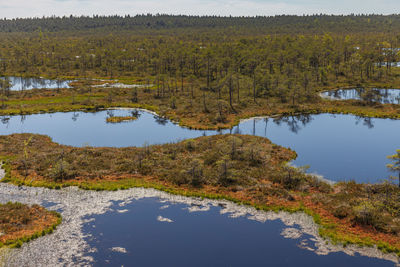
[82, 198, 395, 267]
[0, 109, 216, 147]
[321, 88, 400, 104]
[1, 76, 72, 91]
[0, 109, 399, 183]
[229, 114, 400, 183]
[0, 184, 397, 266]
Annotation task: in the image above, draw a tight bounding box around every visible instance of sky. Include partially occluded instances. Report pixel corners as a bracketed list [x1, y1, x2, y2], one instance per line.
[0, 0, 399, 19]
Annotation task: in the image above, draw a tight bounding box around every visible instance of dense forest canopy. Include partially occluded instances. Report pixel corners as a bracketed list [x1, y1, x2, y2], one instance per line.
[0, 14, 400, 34]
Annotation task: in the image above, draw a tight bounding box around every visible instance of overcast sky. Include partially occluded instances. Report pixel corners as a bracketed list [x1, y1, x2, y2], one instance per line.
[0, 0, 399, 19]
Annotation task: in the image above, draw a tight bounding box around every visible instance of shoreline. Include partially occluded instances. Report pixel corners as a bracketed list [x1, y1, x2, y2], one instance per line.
[1, 102, 400, 131]
[1, 77, 400, 260]
[0, 165, 62, 250]
[1, 134, 400, 258]
[0, 182, 398, 266]
[0, 108, 387, 186]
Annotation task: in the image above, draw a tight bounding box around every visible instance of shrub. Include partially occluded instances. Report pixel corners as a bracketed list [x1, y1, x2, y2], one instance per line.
[281, 167, 302, 190]
[186, 160, 204, 187]
[351, 201, 389, 232]
[184, 140, 196, 151]
[217, 158, 236, 186]
[244, 145, 263, 166]
[49, 160, 74, 182]
[332, 204, 351, 219]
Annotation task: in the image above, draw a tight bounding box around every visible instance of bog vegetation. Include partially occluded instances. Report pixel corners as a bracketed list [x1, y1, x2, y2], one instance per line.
[1, 133, 400, 254]
[0, 202, 61, 248]
[1, 15, 400, 254]
[1, 16, 400, 129]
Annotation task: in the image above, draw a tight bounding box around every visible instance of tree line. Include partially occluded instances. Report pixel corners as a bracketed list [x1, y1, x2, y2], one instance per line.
[0, 14, 400, 34]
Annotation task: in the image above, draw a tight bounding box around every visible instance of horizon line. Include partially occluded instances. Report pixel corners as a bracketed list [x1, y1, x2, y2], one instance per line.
[2, 13, 400, 20]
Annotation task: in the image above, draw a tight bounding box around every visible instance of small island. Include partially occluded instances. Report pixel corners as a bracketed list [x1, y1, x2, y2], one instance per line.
[106, 116, 137, 124]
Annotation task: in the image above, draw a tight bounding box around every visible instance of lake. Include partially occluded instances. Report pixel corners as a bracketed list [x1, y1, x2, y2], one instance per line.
[1, 109, 399, 183]
[0, 184, 397, 267]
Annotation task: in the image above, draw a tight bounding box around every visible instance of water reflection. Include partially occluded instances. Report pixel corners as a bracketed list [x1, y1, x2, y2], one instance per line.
[0, 184, 396, 267]
[375, 62, 400, 67]
[131, 110, 141, 118]
[321, 88, 400, 104]
[228, 114, 398, 183]
[0, 110, 399, 183]
[355, 116, 375, 129]
[83, 198, 395, 267]
[0, 116, 10, 126]
[72, 112, 79, 122]
[106, 110, 114, 118]
[154, 115, 168, 125]
[1, 76, 72, 91]
[272, 114, 314, 134]
[0, 109, 218, 147]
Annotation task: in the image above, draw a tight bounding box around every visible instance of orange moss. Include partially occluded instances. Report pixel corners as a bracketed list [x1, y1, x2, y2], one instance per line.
[0, 203, 60, 247]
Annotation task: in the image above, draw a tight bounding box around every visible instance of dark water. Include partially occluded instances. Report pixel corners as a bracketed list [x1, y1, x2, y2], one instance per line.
[0, 109, 398, 183]
[1, 76, 72, 91]
[82, 198, 393, 267]
[322, 88, 400, 104]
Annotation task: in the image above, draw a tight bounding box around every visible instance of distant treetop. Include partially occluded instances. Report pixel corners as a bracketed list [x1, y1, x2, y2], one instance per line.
[0, 14, 399, 34]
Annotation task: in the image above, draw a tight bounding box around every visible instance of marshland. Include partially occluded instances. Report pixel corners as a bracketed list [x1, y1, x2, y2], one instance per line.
[2, 14, 400, 266]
